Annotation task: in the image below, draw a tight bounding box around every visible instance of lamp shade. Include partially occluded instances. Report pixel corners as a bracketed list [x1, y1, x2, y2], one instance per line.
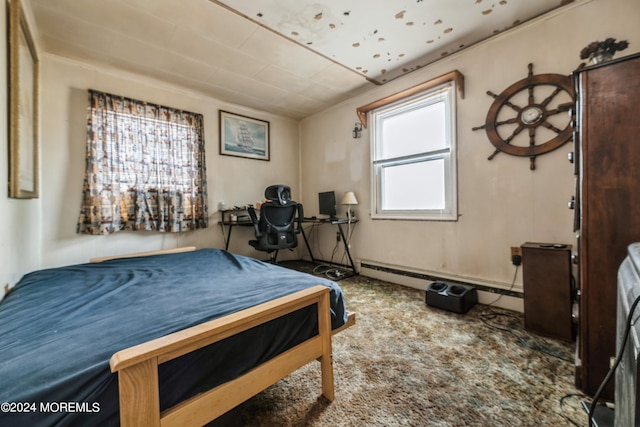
[341, 191, 358, 205]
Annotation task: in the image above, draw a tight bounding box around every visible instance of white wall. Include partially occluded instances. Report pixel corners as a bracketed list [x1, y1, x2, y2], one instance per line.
[37, 56, 301, 268]
[299, 0, 640, 308]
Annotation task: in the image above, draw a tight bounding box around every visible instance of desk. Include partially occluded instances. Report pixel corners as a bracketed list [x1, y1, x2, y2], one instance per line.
[219, 209, 253, 251]
[300, 218, 358, 279]
[219, 214, 359, 279]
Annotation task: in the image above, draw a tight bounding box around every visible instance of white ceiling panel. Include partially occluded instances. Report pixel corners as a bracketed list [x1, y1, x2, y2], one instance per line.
[238, 28, 339, 80]
[166, 28, 267, 78]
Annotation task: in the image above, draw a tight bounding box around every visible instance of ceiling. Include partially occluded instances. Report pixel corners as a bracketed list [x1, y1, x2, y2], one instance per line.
[27, 0, 574, 120]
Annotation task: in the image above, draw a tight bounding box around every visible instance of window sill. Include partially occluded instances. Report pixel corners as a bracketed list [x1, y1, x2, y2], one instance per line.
[370, 212, 458, 221]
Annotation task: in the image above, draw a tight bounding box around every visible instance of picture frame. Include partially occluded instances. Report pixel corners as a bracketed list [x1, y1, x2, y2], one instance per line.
[219, 110, 270, 161]
[8, 0, 39, 198]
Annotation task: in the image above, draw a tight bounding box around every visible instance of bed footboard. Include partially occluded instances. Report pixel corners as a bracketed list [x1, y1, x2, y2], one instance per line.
[110, 285, 335, 427]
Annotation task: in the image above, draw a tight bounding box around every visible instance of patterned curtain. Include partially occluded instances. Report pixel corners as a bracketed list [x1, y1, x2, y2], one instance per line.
[77, 90, 208, 235]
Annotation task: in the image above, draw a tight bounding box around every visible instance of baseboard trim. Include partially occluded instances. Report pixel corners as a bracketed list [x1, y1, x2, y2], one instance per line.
[361, 262, 522, 298]
[360, 261, 524, 312]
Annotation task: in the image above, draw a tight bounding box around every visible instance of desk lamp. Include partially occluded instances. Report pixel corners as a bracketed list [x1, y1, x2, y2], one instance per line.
[341, 192, 358, 221]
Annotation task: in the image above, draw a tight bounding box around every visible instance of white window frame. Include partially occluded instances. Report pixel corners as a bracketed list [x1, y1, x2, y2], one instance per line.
[370, 82, 458, 221]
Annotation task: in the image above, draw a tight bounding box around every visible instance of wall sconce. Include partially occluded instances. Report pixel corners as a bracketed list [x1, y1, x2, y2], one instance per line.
[352, 122, 362, 139]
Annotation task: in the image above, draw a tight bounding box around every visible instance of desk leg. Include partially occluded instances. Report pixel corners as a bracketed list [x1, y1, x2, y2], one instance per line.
[300, 225, 317, 264]
[224, 224, 233, 251]
[336, 223, 357, 275]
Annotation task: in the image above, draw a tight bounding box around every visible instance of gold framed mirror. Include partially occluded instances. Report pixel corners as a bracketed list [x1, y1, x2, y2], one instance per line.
[8, 0, 39, 198]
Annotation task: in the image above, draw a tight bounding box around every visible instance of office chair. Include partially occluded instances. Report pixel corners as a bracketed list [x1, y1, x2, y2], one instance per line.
[247, 185, 303, 263]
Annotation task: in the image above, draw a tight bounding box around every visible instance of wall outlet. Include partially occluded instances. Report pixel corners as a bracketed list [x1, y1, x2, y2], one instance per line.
[510, 246, 522, 266]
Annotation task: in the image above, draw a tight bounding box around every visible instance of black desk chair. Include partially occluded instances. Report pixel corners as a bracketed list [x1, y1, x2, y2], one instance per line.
[247, 185, 303, 263]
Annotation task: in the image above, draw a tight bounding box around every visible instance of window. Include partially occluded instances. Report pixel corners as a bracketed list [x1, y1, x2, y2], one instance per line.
[370, 82, 457, 220]
[77, 90, 208, 235]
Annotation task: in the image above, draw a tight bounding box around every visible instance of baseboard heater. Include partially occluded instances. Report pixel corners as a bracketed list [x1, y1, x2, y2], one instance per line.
[360, 261, 523, 299]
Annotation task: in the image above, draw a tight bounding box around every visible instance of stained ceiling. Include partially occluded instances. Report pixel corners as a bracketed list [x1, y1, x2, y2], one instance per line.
[214, 0, 574, 85]
[27, 0, 575, 120]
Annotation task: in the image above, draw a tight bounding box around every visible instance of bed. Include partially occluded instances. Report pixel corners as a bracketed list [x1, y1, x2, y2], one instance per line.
[0, 247, 354, 426]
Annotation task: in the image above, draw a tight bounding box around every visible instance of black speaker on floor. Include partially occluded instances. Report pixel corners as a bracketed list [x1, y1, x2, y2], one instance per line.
[425, 282, 478, 314]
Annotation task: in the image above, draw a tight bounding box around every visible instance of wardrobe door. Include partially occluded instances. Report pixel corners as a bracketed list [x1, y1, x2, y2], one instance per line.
[577, 53, 640, 398]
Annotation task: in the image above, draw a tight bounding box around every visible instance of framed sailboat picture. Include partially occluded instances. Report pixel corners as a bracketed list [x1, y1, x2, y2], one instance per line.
[219, 110, 270, 161]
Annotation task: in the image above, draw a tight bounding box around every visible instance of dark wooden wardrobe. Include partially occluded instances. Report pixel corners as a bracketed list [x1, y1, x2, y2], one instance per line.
[574, 52, 640, 398]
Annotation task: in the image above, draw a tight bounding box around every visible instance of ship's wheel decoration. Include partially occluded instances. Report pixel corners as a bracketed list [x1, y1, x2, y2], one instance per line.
[472, 63, 575, 170]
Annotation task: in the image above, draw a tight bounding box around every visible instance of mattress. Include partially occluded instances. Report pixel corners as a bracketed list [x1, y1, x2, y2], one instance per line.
[0, 249, 347, 426]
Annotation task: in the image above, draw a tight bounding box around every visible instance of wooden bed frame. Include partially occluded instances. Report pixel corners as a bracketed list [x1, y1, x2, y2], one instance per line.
[94, 247, 355, 427]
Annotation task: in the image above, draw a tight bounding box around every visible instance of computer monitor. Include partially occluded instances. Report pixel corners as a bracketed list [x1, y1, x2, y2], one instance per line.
[318, 191, 337, 219]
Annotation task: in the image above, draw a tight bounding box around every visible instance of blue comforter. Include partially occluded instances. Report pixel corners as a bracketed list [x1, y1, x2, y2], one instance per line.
[0, 249, 347, 426]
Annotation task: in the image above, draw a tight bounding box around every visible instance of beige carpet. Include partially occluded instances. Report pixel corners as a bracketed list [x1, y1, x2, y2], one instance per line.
[211, 266, 589, 426]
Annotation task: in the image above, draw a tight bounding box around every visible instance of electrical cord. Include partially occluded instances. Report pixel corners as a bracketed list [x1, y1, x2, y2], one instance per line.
[479, 265, 577, 362]
[484, 264, 518, 308]
[479, 311, 574, 363]
[312, 261, 349, 280]
[326, 239, 351, 279]
[329, 239, 339, 263]
[587, 292, 640, 427]
[312, 263, 331, 275]
[481, 311, 581, 423]
[479, 264, 589, 423]
[303, 223, 350, 280]
[559, 393, 589, 427]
